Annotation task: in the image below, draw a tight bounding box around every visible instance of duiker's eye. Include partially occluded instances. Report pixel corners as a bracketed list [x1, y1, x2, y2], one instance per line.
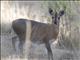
[58, 17, 60, 20]
[52, 16, 54, 19]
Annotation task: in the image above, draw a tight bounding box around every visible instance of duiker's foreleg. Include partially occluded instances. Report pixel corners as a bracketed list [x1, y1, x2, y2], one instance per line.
[45, 42, 53, 60]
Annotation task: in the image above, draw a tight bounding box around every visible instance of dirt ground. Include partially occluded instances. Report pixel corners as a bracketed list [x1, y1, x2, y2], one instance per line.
[1, 34, 80, 60]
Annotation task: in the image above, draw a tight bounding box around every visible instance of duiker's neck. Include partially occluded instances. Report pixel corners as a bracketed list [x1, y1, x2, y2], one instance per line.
[52, 19, 60, 31]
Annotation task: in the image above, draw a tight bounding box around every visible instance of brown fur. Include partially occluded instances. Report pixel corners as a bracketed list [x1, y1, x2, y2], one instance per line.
[12, 8, 64, 60]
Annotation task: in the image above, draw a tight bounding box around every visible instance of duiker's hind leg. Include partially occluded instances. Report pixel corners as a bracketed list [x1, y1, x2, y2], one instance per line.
[12, 36, 18, 51]
[18, 39, 25, 57]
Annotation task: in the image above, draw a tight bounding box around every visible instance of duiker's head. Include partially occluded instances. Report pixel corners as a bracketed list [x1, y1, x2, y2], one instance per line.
[49, 8, 64, 25]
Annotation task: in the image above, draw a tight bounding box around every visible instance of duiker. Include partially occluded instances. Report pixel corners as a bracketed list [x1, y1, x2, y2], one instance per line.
[12, 8, 64, 60]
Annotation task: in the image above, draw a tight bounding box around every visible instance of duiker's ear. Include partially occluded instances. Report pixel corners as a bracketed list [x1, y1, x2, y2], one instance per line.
[49, 8, 54, 15]
[59, 10, 64, 16]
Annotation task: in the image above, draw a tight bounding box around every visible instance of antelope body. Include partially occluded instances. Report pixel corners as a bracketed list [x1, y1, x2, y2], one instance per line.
[12, 8, 64, 60]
